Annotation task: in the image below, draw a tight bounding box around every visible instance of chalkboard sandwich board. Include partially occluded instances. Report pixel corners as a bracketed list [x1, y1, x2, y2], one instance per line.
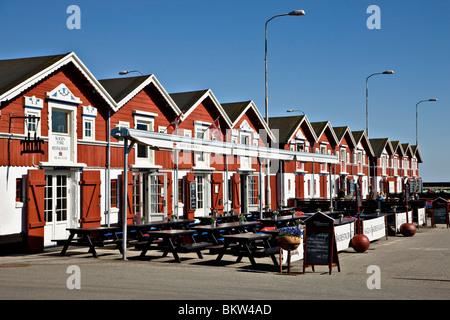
[303, 212, 340, 275]
[431, 197, 449, 228]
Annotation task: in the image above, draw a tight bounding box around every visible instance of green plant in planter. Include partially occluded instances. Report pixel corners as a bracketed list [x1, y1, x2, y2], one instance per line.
[316, 208, 321, 212]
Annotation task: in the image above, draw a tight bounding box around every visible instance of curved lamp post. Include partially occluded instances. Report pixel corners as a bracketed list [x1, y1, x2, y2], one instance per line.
[119, 70, 145, 76]
[265, 10, 305, 125]
[287, 109, 305, 115]
[365, 70, 394, 137]
[264, 9, 305, 211]
[416, 98, 437, 146]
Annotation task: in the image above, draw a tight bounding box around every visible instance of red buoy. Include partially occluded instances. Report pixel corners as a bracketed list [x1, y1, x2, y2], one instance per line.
[351, 234, 370, 252]
[400, 223, 417, 237]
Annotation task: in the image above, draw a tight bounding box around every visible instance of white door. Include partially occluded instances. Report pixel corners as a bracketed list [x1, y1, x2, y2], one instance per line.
[146, 173, 167, 222]
[194, 174, 210, 217]
[44, 174, 70, 245]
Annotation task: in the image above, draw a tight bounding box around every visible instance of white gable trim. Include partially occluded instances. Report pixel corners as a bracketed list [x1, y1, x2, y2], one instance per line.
[180, 89, 233, 129]
[115, 74, 181, 115]
[0, 52, 116, 110]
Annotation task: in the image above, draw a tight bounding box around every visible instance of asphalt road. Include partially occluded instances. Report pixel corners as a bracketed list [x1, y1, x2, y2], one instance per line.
[0, 223, 449, 310]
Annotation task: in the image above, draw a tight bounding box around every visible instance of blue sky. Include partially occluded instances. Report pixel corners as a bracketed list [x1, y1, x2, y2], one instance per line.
[1, 0, 449, 181]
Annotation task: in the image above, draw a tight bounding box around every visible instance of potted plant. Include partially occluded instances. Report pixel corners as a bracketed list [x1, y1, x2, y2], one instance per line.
[278, 227, 303, 251]
[375, 209, 381, 216]
[273, 211, 279, 221]
[391, 205, 397, 214]
[290, 210, 296, 218]
[213, 209, 219, 217]
[329, 206, 334, 213]
[338, 214, 343, 224]
[211, 217, 217, 228]
[230, 208, 235, 215]
[171, 213, 177, 221]
[316, 208, 321, 213]
[239, 214, 246, 225]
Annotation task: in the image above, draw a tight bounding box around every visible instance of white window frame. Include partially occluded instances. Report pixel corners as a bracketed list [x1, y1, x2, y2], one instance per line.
[194, 122, 210, 168]
[82, 117, 95, 141]
[134, 116, 155, 166]
[25, 109, 41, 137]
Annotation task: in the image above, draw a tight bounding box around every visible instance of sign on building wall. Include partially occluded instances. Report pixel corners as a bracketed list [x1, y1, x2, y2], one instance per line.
[49, 135, 71, 162]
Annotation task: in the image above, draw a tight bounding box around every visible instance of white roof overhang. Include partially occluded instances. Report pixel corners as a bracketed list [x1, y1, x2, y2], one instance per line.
[111, 127, 338, 163]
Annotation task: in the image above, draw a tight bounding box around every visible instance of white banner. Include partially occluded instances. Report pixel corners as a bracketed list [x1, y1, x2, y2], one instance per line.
[362, 216, 386, 241]
[335, 222, 355, 251]
[395, 212, 407, 232]
[417, 208, 425, 225]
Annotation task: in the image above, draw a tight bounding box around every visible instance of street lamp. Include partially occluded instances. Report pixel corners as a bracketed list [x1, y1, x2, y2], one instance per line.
[265, 9, 305, 211]
[416, 98, 437, 146]
[287, 109, 305, 115]
[365, 70, 394, 137]
[265, 10, 305, 125]
[119, 70, 145, 76]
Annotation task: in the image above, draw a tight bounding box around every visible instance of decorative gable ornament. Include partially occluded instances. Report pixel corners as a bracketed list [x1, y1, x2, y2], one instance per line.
[46, 83, 81, 105]
[82, 105, 97, 117]
[23, 96, 44, 110]
[239, 120, 253, 132]
[295, 130, 306, 140]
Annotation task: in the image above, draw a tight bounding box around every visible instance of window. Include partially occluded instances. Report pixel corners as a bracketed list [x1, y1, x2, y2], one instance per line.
[196, 175, 204, 210]
[25, 111, 40, 135]
[83, 118, 95, 140]
[16, 178, 23, 202]
[135, 119, 154, 165]
[52, 109, 69, 133]
[194, 123, 210, 167]
[248, 175, 258, 205]
[133, 174, 140, 215]
[136, 123, 149, 158]
[178, 179, 184, 203]
[110, 180, 117, 208]
[240, 133, 250, 145]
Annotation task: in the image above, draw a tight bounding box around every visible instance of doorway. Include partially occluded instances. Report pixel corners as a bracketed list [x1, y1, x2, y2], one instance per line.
[44, 173, 71, 245]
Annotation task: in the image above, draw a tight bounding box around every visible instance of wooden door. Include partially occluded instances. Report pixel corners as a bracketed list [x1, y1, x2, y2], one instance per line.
[27, 169, 46, 253]
[80, 170, 101, 228]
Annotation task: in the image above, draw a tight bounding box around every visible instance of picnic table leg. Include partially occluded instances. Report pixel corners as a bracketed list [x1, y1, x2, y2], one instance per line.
[190, 235, 203, 259]
[242, 242, 257, 266]
[235, 242, 244, 263]
[164, 237, 181, 263]
[60, 232, 75, 256]
[85, 234, 98, 258]
[264, 240, 278, 266]
[216, 241, 230, 262]
[140, 236, 155, 258]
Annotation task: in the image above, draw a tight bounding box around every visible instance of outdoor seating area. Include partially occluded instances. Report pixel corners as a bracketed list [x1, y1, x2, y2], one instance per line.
[51, 198, 437, 273]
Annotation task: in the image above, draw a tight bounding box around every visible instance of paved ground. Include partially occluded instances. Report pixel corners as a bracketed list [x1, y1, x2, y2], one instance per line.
[0, 222, 449, 308]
